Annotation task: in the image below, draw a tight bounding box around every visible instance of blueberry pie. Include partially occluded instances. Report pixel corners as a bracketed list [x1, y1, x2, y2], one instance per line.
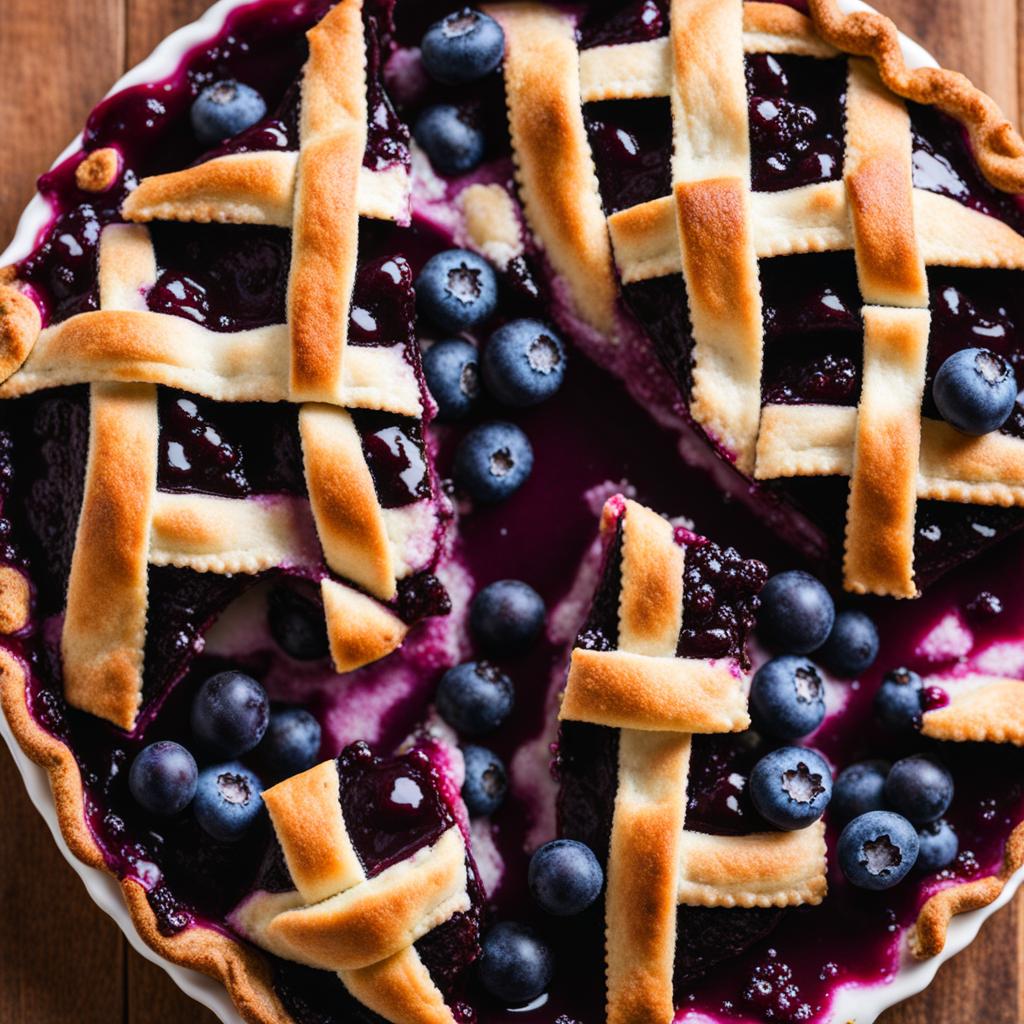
[2, 0, 1024, 1022]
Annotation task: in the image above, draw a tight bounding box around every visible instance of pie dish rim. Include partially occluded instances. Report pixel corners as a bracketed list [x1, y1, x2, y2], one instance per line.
[1, 0, 1024, 1022]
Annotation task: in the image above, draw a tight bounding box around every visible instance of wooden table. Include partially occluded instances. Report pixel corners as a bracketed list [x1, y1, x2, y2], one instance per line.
[0, 0, 1022, 1020]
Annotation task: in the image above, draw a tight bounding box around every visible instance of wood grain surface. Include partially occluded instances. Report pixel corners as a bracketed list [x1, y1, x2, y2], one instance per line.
[0, 1, 1022, 1021]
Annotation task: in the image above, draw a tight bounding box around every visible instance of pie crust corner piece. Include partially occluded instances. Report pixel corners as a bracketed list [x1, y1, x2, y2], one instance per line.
[1, 0, 1024, 1023]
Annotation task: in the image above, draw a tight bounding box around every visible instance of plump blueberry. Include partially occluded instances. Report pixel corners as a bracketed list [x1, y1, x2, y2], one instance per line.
[749, 746, 832, 830]
[819, 609, 879, 677]
[916, 819, 959, 873]
[462, 744, 508, 817]
[267, 586, 329, 661]
[423, 338, 480, 421]
[757, 570, 835, 654]
[255, 707, 322, 781]
[883, 755, 954, 824]
[933, 347, 1017, 436]
[528, 839, 603, 916]
[416, 249, 497, 333]
[128, 741, 198, 816]
[414, 105, 485, 176]
[194, 763, 264, 842]
[831, 759, 889, 823]
[421, 8, 505, 85]
[191, 80, 267, 147]
[482, 320, 567, 407]
[838, 810, 919, 890]
[437, 661, 514, 736]
[190, 670, 270, 758]
[477, 922, 553, 1004]
[453, 422, 533, 503]
[749, 656, 826, 740]
[470, 579, 546, 656]
[873, 667, 924, 732]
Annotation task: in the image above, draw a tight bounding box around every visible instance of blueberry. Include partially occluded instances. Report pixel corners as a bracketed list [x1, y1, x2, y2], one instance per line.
[470, 579, 546, 656]
[453, 422, 533, 503]
[128, 741, 198, 816]
[749, 656, 826, 740]
[437, 661, 514, 736]
[267, 586, 329, 661]
[477, 922, 553, 1004]
[883, 755, 954, 824]
[194, 763, 264, 842]
[837, 810, 919, 890]
[191, 80, 267, 147]
[757, 570, 835, 654]
[819, 609, 879, 677]
[190, 670, 270, 758]
[414, 105, 485, 176]
[831, 759, 890, 823]
[462, 744, 508, 817]
[749, 746, 832, 830]
[933, 347, 1017, 436]
[482, 320, 567, 407]
[916, 819, 959, 872]
[528, 839, 603, 916]
[416, 249, 497, 333]
[255, 707, 322, 781]
[873, 667, 924, 732]
[423, 338, 480, 421]
[421, 8, 505, 85]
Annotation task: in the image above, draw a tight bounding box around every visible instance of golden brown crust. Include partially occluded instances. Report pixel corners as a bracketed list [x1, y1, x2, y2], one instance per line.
[62, 383, 158, 730]
[843, 307, 930, 598]
[0, 567, 30, 634]
[486, 2, 618, 334]
[843, 61, 927, 308]
[340, 948, 456, 1024]
[299, 405, 396, 600]
[75, 147, 121, 193]
[561, 648, 750, 732]
[606, 729, 690, 1024]
[807, 0, 1024, 194]
[0, 282, 42, 383]
[920, 677, 1024, 744]
[321, 579, 409, 674]
[459, 183, 523, 268]
[910, 822, 1024, 958]
[741, 2, 837, 56]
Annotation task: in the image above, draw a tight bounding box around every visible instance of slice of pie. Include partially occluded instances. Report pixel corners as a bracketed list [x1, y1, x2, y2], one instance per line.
[0, 0, 1023, 1023]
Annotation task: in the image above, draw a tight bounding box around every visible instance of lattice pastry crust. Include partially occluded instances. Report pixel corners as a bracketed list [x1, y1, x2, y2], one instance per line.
[559, 497, 828, 1024]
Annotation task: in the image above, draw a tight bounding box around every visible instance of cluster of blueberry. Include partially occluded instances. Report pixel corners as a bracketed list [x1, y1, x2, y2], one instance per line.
[434, 576, 605, 1004]
[417, 249, 567, 503]
[412, 9, 506, 175]
[127, 671, 321, 842]
[750, 570, 960, 889]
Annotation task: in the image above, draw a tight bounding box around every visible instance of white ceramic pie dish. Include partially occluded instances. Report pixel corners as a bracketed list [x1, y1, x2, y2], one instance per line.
[0, 1, 1020, 1021]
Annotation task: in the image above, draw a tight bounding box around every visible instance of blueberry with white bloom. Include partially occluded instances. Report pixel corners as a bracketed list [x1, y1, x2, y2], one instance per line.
[873, 667, 924, 732]
[819, 609, 879, 677]
[749, 656, 826, 740]
[749, 746, 832, 831]
[528, 839, 603, 916]
[421, 9, 505, 85]
[831, 759, 889, 823]
[916, 819, 959, 873]
[191, 80, 267, 146]
[194, 763, 264, 842]
[757, 570, 835, 654]
[477, 922, 553, 1004]
[436, 661, 514, 736]
[423, 338, 481, 421]
[482, 319, 567, 407]
[416, 249, 497, 333]
[454, 422, 533, 503]
[255, 707, 322, 781]
[462, 744, 508, 817]
[414, 105, 485, 176]
[838, 810, 919, 890]
[470, 579, 546, 656]
[128, 741, 198, 816]
[883, 755, 953, 824]
[933, 347, 1017, 436]
[191, 670, 269, 758]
